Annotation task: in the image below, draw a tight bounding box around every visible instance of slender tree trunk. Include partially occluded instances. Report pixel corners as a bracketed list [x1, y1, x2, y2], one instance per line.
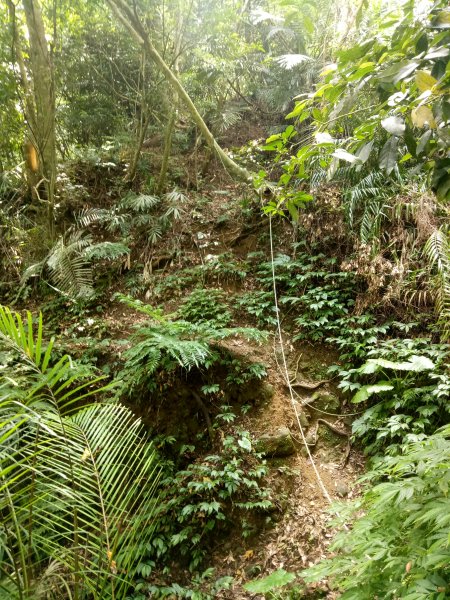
[22, 0, 57, 239]
[126, 49, 151, 182]
[157, 102, 177, 194]
[157, 8, 183, 194]
[105, 0, 253, 183]
[126, 111, 151, 183]
[8, 0, 57, 239]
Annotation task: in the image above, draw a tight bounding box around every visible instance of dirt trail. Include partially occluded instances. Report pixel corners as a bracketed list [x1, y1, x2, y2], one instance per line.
[209, 335, 364, 598]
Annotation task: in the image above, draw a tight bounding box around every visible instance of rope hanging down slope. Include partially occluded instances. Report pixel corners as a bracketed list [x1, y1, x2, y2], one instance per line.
[268, 216, 335, 506]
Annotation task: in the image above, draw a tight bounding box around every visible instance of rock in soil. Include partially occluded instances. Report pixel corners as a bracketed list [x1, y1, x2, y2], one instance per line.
[255, 426, 296, 457]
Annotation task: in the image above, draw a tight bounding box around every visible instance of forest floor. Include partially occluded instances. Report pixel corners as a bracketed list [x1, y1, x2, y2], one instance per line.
[40, 153, 365, 598]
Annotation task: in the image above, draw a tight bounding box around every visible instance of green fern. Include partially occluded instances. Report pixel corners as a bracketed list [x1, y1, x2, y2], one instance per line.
[83, 241, 130, 261]
[424, 228, 450, 340]
[116, 295, 266, 396]
[345, 170, 387, 231]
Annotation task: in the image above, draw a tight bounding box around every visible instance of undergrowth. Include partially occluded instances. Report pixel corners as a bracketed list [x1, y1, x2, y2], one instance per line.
[130, 411, 272, 596]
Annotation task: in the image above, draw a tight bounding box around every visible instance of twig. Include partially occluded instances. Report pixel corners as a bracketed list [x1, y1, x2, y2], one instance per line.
[192, 390, 214, 442]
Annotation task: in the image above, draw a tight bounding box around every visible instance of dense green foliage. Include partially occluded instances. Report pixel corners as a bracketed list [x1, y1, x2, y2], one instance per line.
[1, 0, 449, 598]
[303, 426, 450, 599]
[0, 306, 160, 599]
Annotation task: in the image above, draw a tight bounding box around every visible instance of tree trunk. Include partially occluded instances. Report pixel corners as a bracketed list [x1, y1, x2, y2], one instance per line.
[156, 102, 177, 194]
[105, 0, 253, 183]
[126, 110, 151, 183]
[157, 8, 183, 194]
[8, 0, 57, 239]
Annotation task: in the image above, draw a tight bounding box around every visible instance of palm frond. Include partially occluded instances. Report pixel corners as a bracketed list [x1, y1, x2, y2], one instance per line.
[47, 232, 94, 299]
[0, 306, 161, 598]
[75, 207, 112, 228]
[164, 189, 188, 205]
[212, 106, 246, 133]
[275, 53, 312, 70]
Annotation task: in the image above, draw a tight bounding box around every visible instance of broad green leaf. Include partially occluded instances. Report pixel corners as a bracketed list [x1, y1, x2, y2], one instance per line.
[379, 136, 398, 174]
[352, 383, 394, 404]
[432, 9, 450, 29]
[265, 133, 282, 144]
[286, 100, 308, 120]
[415, 32, 428, 53]
[381, 116, 405, 136]
[378, 60, 419, 85]
[360, 355, 435, 374]
[425, 46, 450, 59]
[348, 62, 376, 82]
[355, 141, 374, 163]
[404, 125, 417, 156]
[238, 437, 252, 451]
[415, 71, 438, 92]
[319, 63, 337, 77]
[417, 129, 433, 155]
[243, 569, 296, 593]
[338, 40, 373, 63]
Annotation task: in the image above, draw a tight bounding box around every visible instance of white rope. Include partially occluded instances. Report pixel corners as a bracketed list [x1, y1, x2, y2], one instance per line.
[268, 216, 334, 506]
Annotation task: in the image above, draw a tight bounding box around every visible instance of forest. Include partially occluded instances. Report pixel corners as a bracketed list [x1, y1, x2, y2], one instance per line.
[0, 0, 449, 598]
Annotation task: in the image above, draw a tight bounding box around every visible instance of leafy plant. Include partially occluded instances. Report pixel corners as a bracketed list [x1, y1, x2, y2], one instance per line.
[236, 290, 278, 327]
[339, 337, 450, 455]
[115, 294, 266, 397]
[179, 288, 232, 327]
[303, 425, 450, 599]
[144, 425, 271, 572]
[20, 229, 129, 300]
[244, 569, 296, 596]
[144, 569, 233, 599]
[264, 0, 450, 207]
[424, 226, 450, 340]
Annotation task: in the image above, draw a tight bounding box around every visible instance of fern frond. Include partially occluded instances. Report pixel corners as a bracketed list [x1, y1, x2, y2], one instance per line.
[116, 298, 268, 396]
[47, 234, 94, 299]
[75, 207, 112, 228]
[424, 229, 450, 272]
[424, 228, 450, 341]
[83, 241, 130, 261]
[120, 193, 160, 212]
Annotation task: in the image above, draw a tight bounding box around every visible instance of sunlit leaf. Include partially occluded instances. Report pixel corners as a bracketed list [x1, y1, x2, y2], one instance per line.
[411, 106, 436, 128]
[352, 383, 394, 404]
[415, 71, 438, 92]
[243, 569, 296, 593]
[381, 116, 405, 136]
[332, 149, 361, 164]
[379, 137, 398, 174]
